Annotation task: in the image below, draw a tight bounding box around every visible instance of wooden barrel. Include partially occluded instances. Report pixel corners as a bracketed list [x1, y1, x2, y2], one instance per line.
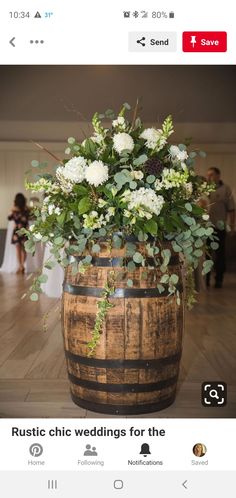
[62, 242, 184, 415]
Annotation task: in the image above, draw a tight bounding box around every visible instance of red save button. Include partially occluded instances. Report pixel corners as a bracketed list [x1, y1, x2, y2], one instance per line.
[183, 32, 227, 52]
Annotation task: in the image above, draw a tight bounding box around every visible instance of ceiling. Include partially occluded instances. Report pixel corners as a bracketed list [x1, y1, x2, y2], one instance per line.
[0, 65, 236, 123]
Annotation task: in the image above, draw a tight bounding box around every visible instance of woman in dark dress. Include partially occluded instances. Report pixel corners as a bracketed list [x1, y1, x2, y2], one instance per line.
[8, 193, 30, 274]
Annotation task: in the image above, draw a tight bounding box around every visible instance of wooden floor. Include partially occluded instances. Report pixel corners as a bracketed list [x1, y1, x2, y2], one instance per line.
[0, 272, 235, 418]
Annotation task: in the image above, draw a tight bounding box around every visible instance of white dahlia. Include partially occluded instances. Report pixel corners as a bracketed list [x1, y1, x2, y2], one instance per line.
[113, 133, 134, 154]
[85, 160, 109, 187]
[140, 128, 166, 150]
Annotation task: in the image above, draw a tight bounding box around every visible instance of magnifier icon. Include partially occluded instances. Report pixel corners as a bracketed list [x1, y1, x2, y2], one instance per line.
[209, 389, 219, 399]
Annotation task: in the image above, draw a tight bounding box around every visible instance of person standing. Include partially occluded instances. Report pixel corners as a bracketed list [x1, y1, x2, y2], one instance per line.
[8, 193, 30, 274]
[206, 167, 235, 288]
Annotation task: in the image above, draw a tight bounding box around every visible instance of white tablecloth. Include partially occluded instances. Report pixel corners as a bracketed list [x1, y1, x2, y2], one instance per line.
[41, 243, 64, 298]
[0, 221, 18, 273]
[0, 221, 45, 274]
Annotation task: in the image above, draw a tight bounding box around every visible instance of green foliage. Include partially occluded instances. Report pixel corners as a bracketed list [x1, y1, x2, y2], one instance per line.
[87, 280, 115, 356]
[24, 105, 217, 355]
[78, 197, 91, 214]
[133, 252, 143, 264]
[127, 278, 133, 287]
[144, 219, 158, 235]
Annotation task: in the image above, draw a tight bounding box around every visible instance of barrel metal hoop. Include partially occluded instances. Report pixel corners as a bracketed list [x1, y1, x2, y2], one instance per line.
[65, 350, 182, 369]
[69, 255, 179, 267]
[70, 393, 176, 415]
[63, 283, 183, 298]
[68, 373, 178, 393]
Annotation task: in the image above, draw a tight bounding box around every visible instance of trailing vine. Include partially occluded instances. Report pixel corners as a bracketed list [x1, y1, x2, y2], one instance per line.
[87, 273, 115, 356]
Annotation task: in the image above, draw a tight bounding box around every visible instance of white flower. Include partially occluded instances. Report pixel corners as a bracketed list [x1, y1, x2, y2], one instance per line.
[43, 196, 50, 204]
[49, 233, 54, 238]
[113, 133, 134, 154]
[155, 168, 189, 191]
[184, 182, 193, 198]
[29, 224, 35, 232]
[130, 170, 144, 180]
[112, 116, 126, 128]
[170, 145, 188, 162]
[105, 206, 115, 221]
[56, 156, 87, 184]
[98, 198, 107, 208]
[123, 187, 164, 218]
[202, 213, 209, 221]
[85, 160, 108, 187]
[91, 133, 104, 144]
[47, 204, 61, 216]
[48, 204, 55, 215]
[83, 210, 106, 229]
[107, 207, 115, 216]
[34, 232, 42, 241]
[140, 128, 166, 150]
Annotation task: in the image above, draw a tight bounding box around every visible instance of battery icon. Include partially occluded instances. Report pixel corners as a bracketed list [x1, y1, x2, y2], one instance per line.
[169, 11, 175, 18]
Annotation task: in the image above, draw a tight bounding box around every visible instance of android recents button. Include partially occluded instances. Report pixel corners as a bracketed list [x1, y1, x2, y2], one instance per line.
[129, 32, 177, 52]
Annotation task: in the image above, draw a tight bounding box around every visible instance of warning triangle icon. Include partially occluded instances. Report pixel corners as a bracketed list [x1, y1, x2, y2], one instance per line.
[34, 11, 41, 18]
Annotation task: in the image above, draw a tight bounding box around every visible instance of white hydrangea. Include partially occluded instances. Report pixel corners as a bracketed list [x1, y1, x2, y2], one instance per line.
[123, 187, 164, 218]
[112, 116, 126, 128]
[113, 133, 134, 154]
[56, 156, 87, 184]
[140, 128, 167, 150]
[169, 145, 188, 162]
[85, 160, 109, 187]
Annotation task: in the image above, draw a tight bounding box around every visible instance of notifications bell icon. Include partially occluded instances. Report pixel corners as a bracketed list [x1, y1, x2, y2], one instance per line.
[140, 443, 151, 457]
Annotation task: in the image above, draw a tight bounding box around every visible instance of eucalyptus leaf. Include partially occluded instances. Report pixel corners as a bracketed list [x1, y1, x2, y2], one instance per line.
[133, 252, 143, 264]
[210, 241, 219, 250]
[185, 203, 192, 212]
[130, 181, 137, 190]
[127, 278, 133, 287]
[146, 175, 156, 184]
[92, 244, 101, 253]
[160, 274, 169, 284]
[30, 292, 39, 301]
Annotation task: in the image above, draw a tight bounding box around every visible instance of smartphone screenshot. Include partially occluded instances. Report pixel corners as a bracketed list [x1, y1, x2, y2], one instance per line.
[0, 1, 235, 496]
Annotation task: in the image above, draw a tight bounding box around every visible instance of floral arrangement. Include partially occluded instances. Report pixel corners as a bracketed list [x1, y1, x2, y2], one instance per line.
[21, 103, 217, 353]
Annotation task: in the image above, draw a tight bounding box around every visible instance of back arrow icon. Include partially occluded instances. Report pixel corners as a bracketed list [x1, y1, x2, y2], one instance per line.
[9, 37, 16, 47]
[182, 480, 188, 489]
